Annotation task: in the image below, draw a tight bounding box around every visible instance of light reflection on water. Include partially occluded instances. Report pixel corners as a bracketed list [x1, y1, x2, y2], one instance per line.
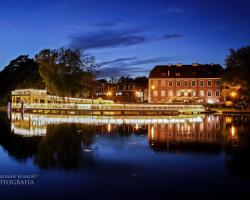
[0, 112, 250, 199]
[10, 112, 204, 136]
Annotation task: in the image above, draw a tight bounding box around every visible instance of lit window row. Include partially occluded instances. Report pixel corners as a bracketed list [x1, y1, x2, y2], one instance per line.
[152, 80, 220, 87]
[153, 90, 220, 97]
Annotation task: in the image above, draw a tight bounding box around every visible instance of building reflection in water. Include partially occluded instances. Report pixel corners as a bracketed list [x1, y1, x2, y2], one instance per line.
[10, 112, 239, 147]
[10, 112, 203, 136]
[148, 115, 240, 152]
[10, 112, 241, 152]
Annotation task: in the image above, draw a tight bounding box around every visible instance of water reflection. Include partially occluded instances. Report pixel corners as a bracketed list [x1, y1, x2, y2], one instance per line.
[148, 115, 225, 153]
[0, 112, 250, 180]
[10, 112, 203, 136]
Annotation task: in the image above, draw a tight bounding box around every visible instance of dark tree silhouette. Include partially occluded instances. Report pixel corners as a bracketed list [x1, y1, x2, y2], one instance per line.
[0, 55, 44, 103]
[35, 48, 98, 98]
[223, 46, 250, 99]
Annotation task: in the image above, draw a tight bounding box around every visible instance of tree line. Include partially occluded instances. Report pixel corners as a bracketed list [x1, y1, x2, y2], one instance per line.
[0, 48, 98, 104]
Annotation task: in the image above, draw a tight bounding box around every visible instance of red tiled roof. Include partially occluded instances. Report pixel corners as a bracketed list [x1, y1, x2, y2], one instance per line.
[149, 64, 224, 78]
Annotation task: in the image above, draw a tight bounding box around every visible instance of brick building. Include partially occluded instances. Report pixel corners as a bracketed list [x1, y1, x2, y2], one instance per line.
[148, 63, 224, 104]
[96, 79, 148, 103]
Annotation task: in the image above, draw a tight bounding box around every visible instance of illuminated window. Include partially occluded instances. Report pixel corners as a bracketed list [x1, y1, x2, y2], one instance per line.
[216, 80, 220, 86]
[184, 91, 188, 96]
[191, 80, 196, 86]
[176, 81, 181, 86]
[200, 90, 204, 96]
[176, 72, 181, 77]
[161, 80, 165, 87]
[151, 80, 158, 86]
[192, 91, 196, 96]
[176, 91, 181, 96]
[184, 80, 188, 87]
[216, 90, 220, 96]
[153, 91, 158, 97]
[207, 90, 212, 96]
[168, 90, 173, 96]
[207, 80, 212, 86]
[200, 80, 204, 87]
[168, 81, 173, 87]
[161, 90, 165, 97]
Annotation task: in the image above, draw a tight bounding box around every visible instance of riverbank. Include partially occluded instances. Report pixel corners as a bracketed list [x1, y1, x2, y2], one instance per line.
[212, 108, 250, 114]
[2, 105, 250, 115]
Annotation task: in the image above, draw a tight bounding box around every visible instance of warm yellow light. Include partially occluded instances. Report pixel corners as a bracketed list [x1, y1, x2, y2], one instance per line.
[151, 85, 155, 90]
[225, 116, 232, 124]
[231, 91, 236, 97]
[135, 91, 140, 97]
[151, 126, 154, 139]
[231, 126, 235, 137]
[108, 123, 111, 132]
[107, 91, 112, 96]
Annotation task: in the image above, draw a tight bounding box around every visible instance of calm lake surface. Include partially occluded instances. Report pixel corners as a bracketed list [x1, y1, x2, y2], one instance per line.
[0, 112, 250, 199]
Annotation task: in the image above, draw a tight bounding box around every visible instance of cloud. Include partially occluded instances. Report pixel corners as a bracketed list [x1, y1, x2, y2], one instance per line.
[161, 33, 183, 39]
[98, 56, 182, 78]
[69, 29, 147, 50]
[100, 57, 137, 66]
[127, 57, 175, 66]
[68, 29, 183, 50]
[157, 6, 182, 14]
[97, 66, 148, 78]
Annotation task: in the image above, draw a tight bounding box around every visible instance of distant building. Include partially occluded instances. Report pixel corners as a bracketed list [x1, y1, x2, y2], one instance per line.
[148, 63, 224, 104]
[96, 79, 148, 103]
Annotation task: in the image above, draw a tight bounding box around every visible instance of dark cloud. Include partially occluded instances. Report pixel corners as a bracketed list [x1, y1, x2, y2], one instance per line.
[98, 56, 182, 78]
[68, 23, 183, 50]
[97, 66, 148, 79]
[161, 34, 183, 39]
[69, 29, 147, 50]
[100, 57, 137, 66]
[127, 57, 175, 66]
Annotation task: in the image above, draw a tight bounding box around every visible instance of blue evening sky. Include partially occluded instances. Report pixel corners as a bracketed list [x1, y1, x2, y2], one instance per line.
[0, 0, 249, 78]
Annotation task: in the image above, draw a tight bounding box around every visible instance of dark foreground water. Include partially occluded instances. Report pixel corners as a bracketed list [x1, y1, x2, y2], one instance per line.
[0, 112, 250, 199]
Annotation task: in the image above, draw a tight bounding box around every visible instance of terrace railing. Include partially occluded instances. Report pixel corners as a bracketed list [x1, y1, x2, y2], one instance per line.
[11, 103, 205, 112]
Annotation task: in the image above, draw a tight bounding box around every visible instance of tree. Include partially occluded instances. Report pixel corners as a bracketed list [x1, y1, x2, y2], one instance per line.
[0, 55, 44, 103]
[35, 48, 98, 98]
[118, 76, 134, 83]
[223, 46, 250, 99]
[134, 76, 148, 88]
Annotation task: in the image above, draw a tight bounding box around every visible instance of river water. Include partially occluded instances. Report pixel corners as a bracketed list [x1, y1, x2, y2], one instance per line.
[0, 112, 250, 199]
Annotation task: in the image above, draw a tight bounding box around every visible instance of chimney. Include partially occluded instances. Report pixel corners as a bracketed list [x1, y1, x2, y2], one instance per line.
[176, 63, 182, 67]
